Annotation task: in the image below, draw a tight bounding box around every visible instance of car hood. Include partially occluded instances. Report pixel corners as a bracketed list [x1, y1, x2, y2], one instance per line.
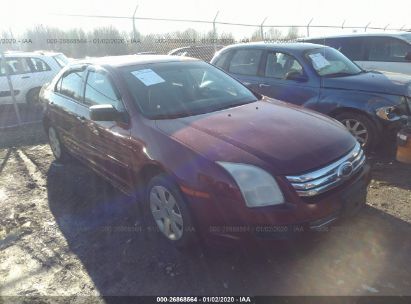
[155, 99, 356, 175]
[322, 71, 411, 97]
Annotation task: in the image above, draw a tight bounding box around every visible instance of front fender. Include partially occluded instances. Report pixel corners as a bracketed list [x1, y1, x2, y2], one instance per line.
[320, 89, 403, 113]
[317, 89, 405, 127]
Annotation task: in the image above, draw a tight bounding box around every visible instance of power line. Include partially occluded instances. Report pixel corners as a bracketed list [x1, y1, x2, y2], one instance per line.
[53, 13, 410, 32]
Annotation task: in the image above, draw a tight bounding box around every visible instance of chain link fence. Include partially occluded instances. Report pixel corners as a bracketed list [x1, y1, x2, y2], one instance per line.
[1, 12, 411, 127]
[1, 12, 410, 59]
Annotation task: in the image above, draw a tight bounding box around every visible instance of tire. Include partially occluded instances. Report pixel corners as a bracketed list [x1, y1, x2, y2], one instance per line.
[145, 173, 198, 249]
[48, 126, 70, 163]
[335, 112, 378, 150]
[26, 87, 41, 105]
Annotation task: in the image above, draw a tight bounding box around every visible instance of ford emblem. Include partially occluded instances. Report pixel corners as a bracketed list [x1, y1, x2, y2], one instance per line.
[337, 161, 353, 178]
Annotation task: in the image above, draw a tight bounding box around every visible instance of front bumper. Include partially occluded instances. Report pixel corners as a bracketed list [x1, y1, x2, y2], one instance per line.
[397, 126, 411, 164]
[188, 163, 371, 242]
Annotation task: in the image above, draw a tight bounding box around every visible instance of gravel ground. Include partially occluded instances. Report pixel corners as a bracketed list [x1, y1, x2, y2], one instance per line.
[0, 123, 411, 301]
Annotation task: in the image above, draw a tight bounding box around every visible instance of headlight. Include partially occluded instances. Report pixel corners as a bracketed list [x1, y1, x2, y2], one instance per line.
[375, 100, 408, 121]
[217, 162, 284, 207]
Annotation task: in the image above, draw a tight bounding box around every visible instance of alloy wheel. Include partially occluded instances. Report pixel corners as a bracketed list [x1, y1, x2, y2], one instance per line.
[149, 185, 184, 241]
[48, 127, 61, 159]
[341, 118, 369, 146]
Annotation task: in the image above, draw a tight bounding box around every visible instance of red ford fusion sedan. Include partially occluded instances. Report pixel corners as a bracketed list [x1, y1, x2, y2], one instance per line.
[41, 55, 370, 248]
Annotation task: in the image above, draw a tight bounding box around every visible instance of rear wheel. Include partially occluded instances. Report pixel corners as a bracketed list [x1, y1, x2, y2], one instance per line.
[335, 112, 378, 150]
[48, 126, 69, 163]
[26, 87, 41, 104]
[145, 173, 198, 249]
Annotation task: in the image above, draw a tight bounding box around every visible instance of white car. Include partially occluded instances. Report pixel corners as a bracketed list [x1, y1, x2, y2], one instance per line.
[0, 51, 69, 104]
[302, 32, 411, 75]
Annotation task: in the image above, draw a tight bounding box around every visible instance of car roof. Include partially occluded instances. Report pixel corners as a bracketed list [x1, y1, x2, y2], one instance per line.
[302, 31, 411, 42]
[170, 45, 223, 52]
[220, 42, 325, 54]
[75, 54, 200, 68]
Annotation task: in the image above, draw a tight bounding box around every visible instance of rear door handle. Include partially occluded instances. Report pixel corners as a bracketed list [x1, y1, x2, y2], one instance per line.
[259, 83, 270, 88]
[21, 75, 30, 79]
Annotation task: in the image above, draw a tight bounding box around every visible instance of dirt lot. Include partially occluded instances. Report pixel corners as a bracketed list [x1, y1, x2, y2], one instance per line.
[0, 123, 411, 301]
[0, 104, 44, 129]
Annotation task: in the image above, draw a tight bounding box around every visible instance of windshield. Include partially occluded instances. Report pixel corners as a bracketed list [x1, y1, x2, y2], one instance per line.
[400, 33, 411, 43]
[121, 61, 257, 119]
[306, 47, 362, 77]
[53, 54, 69, 67]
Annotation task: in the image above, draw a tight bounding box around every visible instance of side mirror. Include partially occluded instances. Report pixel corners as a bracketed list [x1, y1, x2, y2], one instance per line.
[285, 71, 308, 82]
[89, 104, 122, 121]
[405, 52, 411, 62]
[249, 89, 263, 100]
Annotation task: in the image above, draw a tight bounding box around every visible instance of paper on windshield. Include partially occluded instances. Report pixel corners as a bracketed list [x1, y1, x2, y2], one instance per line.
[309, 53, 330, 70]
[131, 69, 165, 86]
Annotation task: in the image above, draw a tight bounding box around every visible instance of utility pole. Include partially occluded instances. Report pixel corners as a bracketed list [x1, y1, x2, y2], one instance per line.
[307, 18, 313, 37]
[260, 17, 267, 41]
[212, 11, 219, 52]
[132, 3, 139, 52]
[0, 50, 21, 125]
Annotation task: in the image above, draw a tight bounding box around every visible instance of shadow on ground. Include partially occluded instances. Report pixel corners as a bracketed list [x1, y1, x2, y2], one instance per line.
[366, 140, 411, 191]
[0, 123, 47, 149]
[46, 158, 411, 296]
[0, 104, 44, 129]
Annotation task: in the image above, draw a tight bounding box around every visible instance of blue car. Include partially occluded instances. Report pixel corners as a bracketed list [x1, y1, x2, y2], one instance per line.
[211, 42, 411, 149]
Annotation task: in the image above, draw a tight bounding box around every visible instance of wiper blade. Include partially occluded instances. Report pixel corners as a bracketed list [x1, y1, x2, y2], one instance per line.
[323, 72, 357, 78]
[151, 100, 256, 119]
[151, 112, 192, 119]
[212, 100, 256, 112]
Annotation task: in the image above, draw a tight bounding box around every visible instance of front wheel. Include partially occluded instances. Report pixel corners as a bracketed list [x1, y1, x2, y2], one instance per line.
[335, 112, 378, 150]
[26, 87, 41, 104]
[145, 173, 198, 249]
[48, 126, 70, 163]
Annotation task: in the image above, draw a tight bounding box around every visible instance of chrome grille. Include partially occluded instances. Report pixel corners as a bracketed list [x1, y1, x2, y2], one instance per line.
[286, 143, 366, 197]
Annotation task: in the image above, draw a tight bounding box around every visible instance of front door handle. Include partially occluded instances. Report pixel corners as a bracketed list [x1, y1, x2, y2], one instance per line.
[21, 75, 30, 79]
[91, 128, 99, 136]
[76, 116, 87, 123]
[259, 83, 270, 88]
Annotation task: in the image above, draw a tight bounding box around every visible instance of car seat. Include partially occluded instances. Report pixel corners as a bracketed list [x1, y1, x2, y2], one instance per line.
[265, 54, 284, 78]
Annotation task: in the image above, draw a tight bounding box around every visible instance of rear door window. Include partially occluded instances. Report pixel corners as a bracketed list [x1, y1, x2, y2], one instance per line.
[307, 37, 365, 61]
[328, 38, 365, 61]
[366, 37, 411, 62]
[28, 57, 51, 72]
[228, 49, 263, 76]
[0, 57, 31, 75]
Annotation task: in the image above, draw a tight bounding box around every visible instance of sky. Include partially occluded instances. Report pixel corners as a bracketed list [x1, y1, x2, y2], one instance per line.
[0, 0, 410, 38]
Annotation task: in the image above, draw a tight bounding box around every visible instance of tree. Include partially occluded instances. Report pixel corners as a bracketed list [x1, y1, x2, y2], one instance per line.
[87, 26, 129, 57]
[250, 28, 263, 42]
[265, 28, 283, 41]
[285, 26, 300, 40]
